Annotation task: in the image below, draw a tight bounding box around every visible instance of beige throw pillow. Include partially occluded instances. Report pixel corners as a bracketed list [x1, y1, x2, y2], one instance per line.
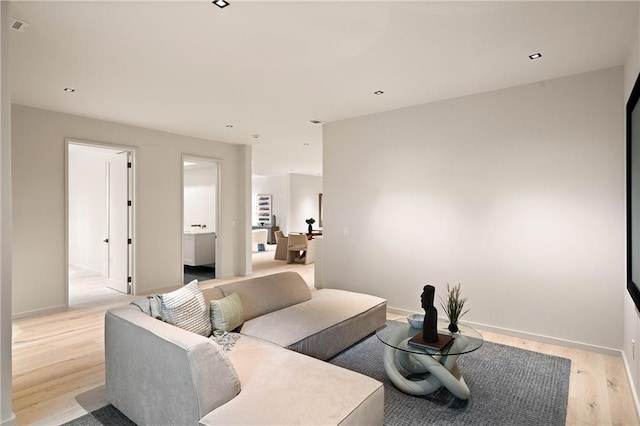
[161, 280, 212, 337]
[210, 292, 244, 337]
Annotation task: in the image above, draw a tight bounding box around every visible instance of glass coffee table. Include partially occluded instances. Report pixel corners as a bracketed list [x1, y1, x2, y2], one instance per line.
[376, 320, 483, 399]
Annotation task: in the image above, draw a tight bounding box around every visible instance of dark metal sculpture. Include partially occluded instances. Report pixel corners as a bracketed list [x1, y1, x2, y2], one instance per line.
[421, 285, 439, 343]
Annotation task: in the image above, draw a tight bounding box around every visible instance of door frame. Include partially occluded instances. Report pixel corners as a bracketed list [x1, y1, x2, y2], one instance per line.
[65, 138, 136, 305]
[181, 154, 222, 281]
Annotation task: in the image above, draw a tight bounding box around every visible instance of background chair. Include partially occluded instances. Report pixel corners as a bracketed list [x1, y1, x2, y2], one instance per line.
[274, 230, 288, 260]
[286, 233, 314, 265]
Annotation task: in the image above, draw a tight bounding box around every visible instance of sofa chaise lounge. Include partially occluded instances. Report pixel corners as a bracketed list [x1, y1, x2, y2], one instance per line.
[105, 271, 387, 425]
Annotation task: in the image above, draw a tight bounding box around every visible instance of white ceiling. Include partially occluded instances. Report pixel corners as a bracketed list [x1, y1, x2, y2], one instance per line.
[9, 1, 638, 177]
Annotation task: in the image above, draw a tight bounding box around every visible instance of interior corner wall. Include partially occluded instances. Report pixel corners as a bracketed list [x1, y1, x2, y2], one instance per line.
[183, 166, 217, 231]
[0, 1, 15, 423]
[323, 67, 625, 350]
[252, 175, 290, 232]
[251, 174, 323, 235]
[238, 144, 252, 276]
[288, 174, 322, 234]
[11, 105, 249, 317]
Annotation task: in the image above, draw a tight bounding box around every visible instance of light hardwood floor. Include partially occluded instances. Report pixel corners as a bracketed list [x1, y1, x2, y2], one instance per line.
[12, 252, 639, 425]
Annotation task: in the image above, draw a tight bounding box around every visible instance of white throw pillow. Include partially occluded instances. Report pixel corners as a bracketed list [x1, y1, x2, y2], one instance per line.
[161, 280, 212, 337]
[210, 292, 244, 337]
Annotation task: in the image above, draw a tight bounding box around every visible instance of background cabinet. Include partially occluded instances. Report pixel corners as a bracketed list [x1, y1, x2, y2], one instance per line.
[183, 232, 215, 266]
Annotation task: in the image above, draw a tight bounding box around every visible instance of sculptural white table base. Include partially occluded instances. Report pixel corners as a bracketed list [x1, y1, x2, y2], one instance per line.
[382, 331, 471, 399]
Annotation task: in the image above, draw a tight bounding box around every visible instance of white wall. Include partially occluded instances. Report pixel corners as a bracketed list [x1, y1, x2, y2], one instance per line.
[289, 174, 322, 234]
[252, 175, 289, 231]
[323, 67, 625, 350]
[239, 146, 253, 275]
[184, 165, 217, 231]
[0, 1, 15, 422]
[11, 105, 251, 317]
[252, 174, 322, 234]
[623, 6, 640, 413]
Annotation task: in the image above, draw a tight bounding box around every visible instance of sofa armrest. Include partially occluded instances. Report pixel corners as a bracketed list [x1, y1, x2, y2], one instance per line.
[105, 306, 240, 425]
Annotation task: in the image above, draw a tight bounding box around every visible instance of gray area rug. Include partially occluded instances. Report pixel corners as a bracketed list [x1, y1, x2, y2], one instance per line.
[329, 321, 571, 426]
[64, 321, 570, 426]
[62, 405, 134, 426]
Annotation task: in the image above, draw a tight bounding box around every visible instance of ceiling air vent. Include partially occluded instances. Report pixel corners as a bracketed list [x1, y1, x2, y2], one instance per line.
[10, 18, 30, 33]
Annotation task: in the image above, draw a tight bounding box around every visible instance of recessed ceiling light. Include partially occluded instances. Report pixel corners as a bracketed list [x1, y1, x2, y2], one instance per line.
[303, 143, 310, 146]
[529, 53, 542, 60]
[226, 124, 234, 128]
[212, 0, 230, 8]
[252, 134, 260, 139]
[64, 87, 75, 92]
[374, 90, 384, 95]
[307, 120, 324, 125]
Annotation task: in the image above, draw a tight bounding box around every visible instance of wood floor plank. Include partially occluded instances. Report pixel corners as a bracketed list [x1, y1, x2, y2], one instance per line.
[11, 256, 639, 425]
[573, 348, 612, 425]
[604, 353, 638, 425]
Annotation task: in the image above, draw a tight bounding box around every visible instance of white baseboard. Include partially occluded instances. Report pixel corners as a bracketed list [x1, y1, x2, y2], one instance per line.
[387, 306, 621, 357]
[622, 350, 640, 424]
[12, 304, 67, 320]
[0, 412, 16, 426]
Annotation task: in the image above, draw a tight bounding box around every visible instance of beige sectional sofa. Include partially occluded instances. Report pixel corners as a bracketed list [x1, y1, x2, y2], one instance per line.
[105, 271, 387, 425]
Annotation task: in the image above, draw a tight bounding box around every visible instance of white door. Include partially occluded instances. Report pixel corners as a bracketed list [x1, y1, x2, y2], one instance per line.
[105, 152, 130, 293]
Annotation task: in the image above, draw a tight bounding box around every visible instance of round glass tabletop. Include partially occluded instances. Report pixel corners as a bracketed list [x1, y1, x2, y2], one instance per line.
[376, 319, 484, 356]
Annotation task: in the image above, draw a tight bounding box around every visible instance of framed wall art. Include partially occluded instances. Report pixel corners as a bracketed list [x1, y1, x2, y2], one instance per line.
[256, 194, 272, 226]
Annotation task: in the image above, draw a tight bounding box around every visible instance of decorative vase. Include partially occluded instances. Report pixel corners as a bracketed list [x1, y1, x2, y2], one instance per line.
[308, 223, 313, 234]
[448, 322, 459, 333]
[421, 285, 439, 343]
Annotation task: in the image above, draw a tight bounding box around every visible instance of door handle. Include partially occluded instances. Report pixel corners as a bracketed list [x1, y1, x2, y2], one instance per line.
[103, 238, 109, 243]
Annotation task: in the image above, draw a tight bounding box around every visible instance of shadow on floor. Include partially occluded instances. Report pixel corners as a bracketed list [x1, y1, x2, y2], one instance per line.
[184, 264, 215, 284]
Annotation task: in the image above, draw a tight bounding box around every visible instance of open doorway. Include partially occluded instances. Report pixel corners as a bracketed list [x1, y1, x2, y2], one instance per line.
[67, 142, 134, 306]
[182, 156, 219, 284]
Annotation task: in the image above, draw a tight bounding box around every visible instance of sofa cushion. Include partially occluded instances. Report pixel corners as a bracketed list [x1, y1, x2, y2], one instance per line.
[210, 293, 244, 337]
[161, 280, 212, 337]
[199, 335, 384, 425]
[239, 289, 386, 359]
[287, 300, 386, 360]
[239, 288, 384, 346]
[217, 271, 312, 321]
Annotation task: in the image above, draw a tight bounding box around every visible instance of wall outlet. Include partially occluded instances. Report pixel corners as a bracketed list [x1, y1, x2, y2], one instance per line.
[343, 226, 349, 236]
